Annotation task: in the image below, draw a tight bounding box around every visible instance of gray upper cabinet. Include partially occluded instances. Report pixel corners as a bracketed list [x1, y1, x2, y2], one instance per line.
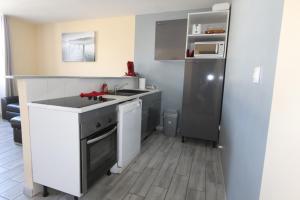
[155, 19, 187, 60]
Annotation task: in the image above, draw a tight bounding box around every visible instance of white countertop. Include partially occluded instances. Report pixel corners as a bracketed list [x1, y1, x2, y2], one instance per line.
[28, 89, 160, 113]
[5, 75, 138, 79]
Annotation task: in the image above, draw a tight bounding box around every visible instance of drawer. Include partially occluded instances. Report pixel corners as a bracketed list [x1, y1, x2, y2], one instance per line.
[79, 105, 117, 139]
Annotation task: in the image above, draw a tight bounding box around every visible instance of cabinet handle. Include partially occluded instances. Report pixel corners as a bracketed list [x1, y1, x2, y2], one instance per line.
[87, 126, 117, 144]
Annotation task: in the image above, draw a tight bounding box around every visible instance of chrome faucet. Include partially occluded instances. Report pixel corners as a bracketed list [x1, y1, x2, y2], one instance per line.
[113, 82, 129, 94]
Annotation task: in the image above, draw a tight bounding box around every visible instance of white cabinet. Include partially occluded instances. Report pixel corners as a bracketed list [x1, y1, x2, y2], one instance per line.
[29, 107, 82, 197]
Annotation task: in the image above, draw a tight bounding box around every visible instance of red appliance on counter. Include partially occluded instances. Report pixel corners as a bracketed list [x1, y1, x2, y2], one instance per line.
[80, 83, 109, 97]
[126, 61, 137, 76]
[101, 83, 108, 93]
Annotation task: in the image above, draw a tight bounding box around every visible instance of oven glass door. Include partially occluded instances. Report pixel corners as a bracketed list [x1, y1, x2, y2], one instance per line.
[84, 124, 117, 189]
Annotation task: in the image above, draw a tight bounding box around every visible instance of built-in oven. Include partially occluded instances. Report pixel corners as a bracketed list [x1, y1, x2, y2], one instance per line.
[79, 105, 117, 194]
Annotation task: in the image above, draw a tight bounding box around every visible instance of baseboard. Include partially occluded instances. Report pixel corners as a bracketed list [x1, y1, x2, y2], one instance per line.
[23, 183, 42, 197]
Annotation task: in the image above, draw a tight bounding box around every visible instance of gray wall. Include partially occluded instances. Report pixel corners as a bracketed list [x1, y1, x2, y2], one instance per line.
[134, 11, 192, 127]
[219, 0, 283, 200]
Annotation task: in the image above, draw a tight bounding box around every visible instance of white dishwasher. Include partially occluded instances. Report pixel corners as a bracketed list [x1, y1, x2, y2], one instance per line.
[111, 99, 142, 173]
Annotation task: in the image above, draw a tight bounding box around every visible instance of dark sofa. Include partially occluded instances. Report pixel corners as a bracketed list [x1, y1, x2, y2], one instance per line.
[1, 96, 22, 144]
[1, 96, 20, 120]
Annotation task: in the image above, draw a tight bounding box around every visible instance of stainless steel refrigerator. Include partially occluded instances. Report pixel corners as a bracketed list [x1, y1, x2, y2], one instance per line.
[181, 59, 225, 145]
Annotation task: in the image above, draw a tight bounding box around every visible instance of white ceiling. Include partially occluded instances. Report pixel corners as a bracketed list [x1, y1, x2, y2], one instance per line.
[0, 0, 223, 23]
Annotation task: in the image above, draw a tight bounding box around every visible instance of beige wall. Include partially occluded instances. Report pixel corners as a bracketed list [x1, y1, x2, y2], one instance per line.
[8, 16, 135, 77]
[8, 17, 38, 75]
[36, 16, 135, 76]
[260, 0, 300, 199]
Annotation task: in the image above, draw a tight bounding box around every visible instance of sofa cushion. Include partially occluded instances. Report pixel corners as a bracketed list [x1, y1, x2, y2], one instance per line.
[7, 103, 20, 113]
[6, 112, 20, 121]
[10, 116, 21, 129]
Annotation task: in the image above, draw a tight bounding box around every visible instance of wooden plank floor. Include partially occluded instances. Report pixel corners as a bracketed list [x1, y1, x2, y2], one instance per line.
[0, 119, 24, 200]
[0, 119, 226, 200]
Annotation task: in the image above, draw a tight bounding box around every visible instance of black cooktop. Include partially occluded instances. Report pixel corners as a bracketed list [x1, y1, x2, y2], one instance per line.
[33, 96, 115, 108]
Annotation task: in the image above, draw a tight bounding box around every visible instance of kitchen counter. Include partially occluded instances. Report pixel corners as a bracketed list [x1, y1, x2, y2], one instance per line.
[28, 89, 160, 113]
[28, 89, 162, 197]
[5, 75, 138, 79]
[17, 76, 142, 197]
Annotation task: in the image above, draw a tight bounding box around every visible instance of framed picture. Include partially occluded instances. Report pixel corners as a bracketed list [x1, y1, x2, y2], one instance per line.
[62, 32, 95, 62]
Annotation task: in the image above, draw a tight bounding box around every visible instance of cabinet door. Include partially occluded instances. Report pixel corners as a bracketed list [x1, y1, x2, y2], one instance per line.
[141, 109, 149, 140]
[155, 19, 187, 60]
[148, 106, 156, 132]
[181, 60, 225, 142]
[147, 93, 162, 133]
[140, 92, 162, 140]
[153, 99, 161, 127]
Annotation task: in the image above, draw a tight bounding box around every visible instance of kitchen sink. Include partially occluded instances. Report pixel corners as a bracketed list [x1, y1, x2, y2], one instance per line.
[109, 89, 148, 96]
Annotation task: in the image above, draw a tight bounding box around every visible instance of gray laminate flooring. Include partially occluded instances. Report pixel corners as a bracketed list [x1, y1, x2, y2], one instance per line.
[0, 119, 226, 200]
[0, 119, 24, 200]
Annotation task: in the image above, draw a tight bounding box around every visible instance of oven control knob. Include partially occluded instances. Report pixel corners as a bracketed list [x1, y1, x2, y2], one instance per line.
[96, 122, 101, 128]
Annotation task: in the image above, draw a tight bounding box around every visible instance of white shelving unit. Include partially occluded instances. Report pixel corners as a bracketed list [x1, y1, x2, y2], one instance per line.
[185, 10, 230, 59]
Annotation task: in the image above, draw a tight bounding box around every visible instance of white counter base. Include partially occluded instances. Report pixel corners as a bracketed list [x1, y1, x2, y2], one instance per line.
[29, 107, 81, 197]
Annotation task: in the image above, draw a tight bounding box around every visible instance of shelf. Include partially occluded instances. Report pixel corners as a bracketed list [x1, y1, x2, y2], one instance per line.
[187, 35, 226, 43]
[188, 33, 226, 37]
[185, 9, 230, 60]
[188, 10, 229, 24]
[185, 57, 226, 60]
[188, 33, 226, 39]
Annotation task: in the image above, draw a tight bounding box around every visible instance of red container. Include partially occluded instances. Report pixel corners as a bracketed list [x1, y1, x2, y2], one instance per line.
[126, 61, 137, 76]
[101, 83, 108, 93]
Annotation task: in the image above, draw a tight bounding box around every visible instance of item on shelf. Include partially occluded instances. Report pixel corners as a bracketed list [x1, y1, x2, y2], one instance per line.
[186, 49, 190, 58]
[194, 41, 225, 58]
[190, 50, 194, 57]
[186, 49, 194, 58]
[192, 24, 202, 35]
[126, 61, 137, 76]
[205, 28, 226, 34]
[212, 2, 231, 11]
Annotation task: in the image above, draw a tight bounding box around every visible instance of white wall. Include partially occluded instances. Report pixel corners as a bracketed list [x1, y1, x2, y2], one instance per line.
[8, 17, 38, 75]
[35, 16, 135, 76]
[219, 0, 284, 199]
[7, 16, 135, 77]
[260, 0, 300, 199]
